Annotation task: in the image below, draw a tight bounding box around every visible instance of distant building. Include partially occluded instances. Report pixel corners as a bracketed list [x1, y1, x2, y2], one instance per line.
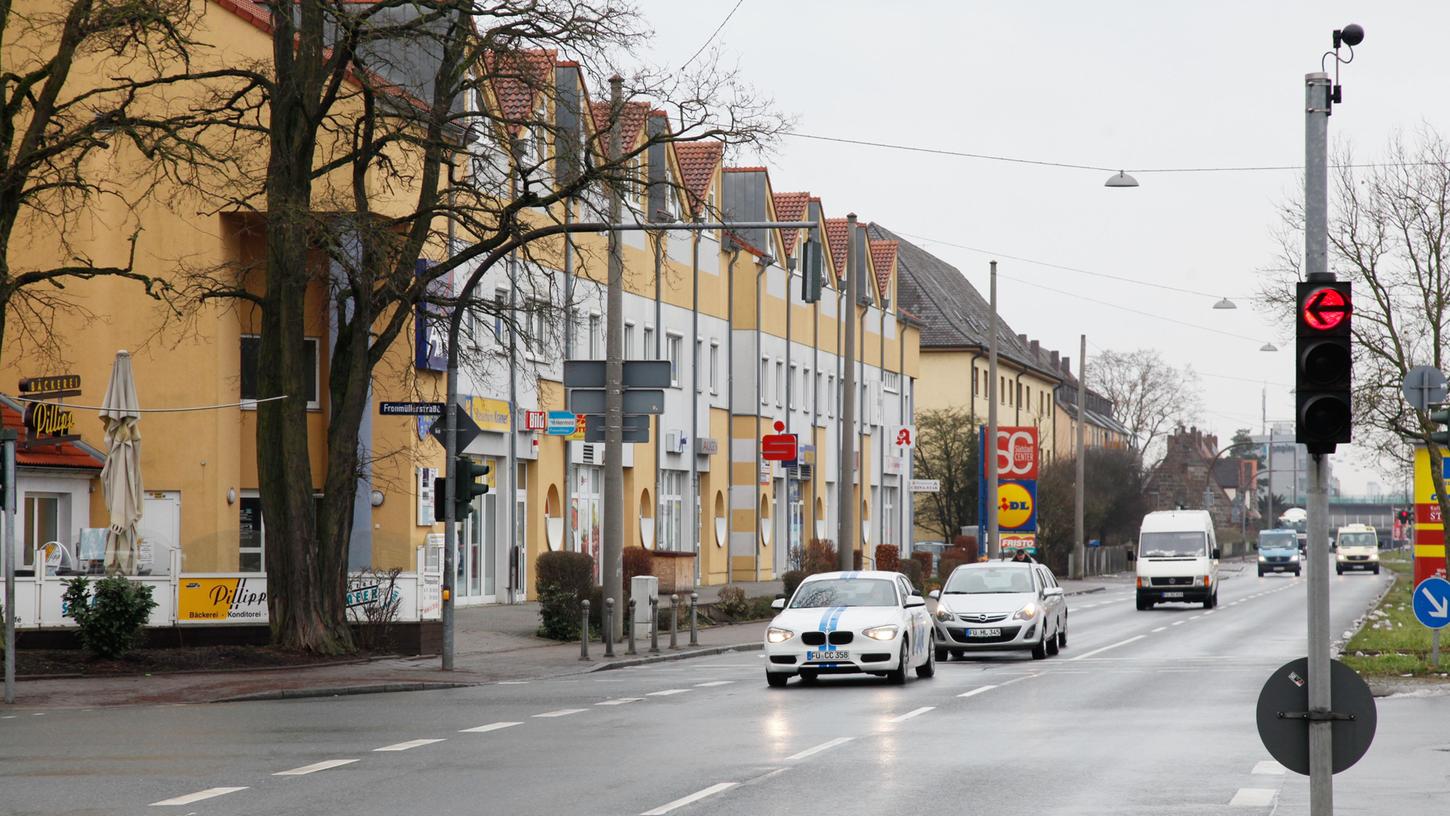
[1250, 422, 1332, 507]
[1146, 426, 1259, 530]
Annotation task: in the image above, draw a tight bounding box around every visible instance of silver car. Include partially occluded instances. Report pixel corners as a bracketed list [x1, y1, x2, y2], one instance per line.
[929, 562, 1067, 661]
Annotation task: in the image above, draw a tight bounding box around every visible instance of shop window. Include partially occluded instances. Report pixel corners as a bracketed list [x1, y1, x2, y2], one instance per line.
[22, 494, 61, 568]
[241, 335, 320, 410]
[659, 470, 684, 551]
[237, 492, 323, 573]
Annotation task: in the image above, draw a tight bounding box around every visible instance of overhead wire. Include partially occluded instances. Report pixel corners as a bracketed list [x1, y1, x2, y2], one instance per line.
[679, 0, 746, 71]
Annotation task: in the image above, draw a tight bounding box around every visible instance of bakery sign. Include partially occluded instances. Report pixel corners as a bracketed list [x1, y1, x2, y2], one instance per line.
[19, 373, 81, 445]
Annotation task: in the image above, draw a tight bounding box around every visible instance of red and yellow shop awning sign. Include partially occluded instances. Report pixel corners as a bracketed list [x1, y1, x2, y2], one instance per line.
[1412, 447, 1448, 584]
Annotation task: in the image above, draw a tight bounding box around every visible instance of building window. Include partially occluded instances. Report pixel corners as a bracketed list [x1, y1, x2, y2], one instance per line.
[239, 493, 264, 573]
[241, 335, 319, 410]
[588, 313, 602, 358]
[709, 341, 720, 394]
[776, 360, 785, 407]
[666, 333, 683, 388]
[491, 288, 510, 343]
[624, 321, 636, 360]
[815, 371, 824, 416]
[827, 373, 836, 417]
[883, 370, 899, 393]
[760, 357, 770, 405]
[523, 298, 548, 357]
[802, 367, 811, 412]
[789, 364, 799, 407]
[881, 485, 899, 547]
[1017, 382, 1023, 407]
[973, 368, 979, 398]
[22, 494, 61, 568]
[643, 325, 655, 360]
[659, 470, 684, 551]
[695, 337, 704, 393]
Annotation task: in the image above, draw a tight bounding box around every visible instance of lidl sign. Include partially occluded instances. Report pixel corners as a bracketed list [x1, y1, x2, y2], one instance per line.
[998, 480, 1037, 532]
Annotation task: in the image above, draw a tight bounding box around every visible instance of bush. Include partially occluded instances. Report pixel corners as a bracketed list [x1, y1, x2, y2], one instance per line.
[939, 556, 967, 581]
[62, 576, 157, 659]
[898, 559, 924, 590]
[623, 547, 653, 598]
[781, 570, 806, 600]
[853, 549, 864, 570]
[536, 551, 594, 640]
[910, 550, 933, 577]
[875, 544, 900, 572]
[951, 535, 979, 563]
[802, 539, 837, 574]
[715, 585, 751, 621]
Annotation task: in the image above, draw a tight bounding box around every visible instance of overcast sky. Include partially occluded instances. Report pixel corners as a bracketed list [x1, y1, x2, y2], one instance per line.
[629, 1, 1449, 495]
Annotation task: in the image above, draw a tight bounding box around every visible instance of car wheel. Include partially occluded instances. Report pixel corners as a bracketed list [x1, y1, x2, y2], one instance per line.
[935, 644, 949, 662]
[1373, 565, 1381, 575]
[1135, 594, 1149, 611]
[1057, 625, 1067, 649]
[1257, 568, 1265, 577]
[916, 635, 937, 679]
[1294, 569, 1302, 577]
[1045, 627, 1060, 656]
[887, 641, 909, 684]
[766, 672, 789, 688]
[951, 649, 966, 660]
[1336, 566, 1344, 575]
[799, 669, 819, 684]
[1031, 633, 1048, 660]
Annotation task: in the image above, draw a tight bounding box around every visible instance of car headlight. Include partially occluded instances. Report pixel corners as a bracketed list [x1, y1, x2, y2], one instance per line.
[1369, 552, 1379, 560]
[935, 608, 955, 622]
[1290, 553, 1300, 562]
[1012, 602, 1038, 621]
[766, 627, 794, 644]
[1258, 554, 1267, 562]
[863, 625, 899, 641]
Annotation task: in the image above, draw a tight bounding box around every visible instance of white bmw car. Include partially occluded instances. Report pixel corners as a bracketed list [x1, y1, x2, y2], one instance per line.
[763, 570, 935, 687]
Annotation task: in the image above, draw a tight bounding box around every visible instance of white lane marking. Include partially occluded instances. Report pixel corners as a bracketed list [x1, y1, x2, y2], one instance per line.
[957, 684, 998, 698]
[646, 689, 690, 697]
[596, 698, 643, 706]
[1189, 615, 1203, 621]
[1252, 760, 1287, 775]
[0, 715, 15, 719]
[374, 738, 446, 751]
[694, 680, 735, 687]
[1204, 610, 1216, 615]
[497, 680, 530, 685]
[785, 737, 854, 761]
[641, 782, 738, 815]
[1151, 626, 1167, 633]
[274, 759, 358, 776]
[1229, 788, 1278, 807]
[150, 787, 248, 806]
[888, 706, 935, 723]
[534, 708, 587, 718]
[1172, 620, 1186, 626]
[1069, 635, 1146, 661]
[31, 712, 45, 716]
[460, 721, 523, 733]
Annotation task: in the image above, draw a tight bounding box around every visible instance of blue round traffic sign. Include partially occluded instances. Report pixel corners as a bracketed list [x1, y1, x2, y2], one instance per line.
[1412, 576, 1450, 630]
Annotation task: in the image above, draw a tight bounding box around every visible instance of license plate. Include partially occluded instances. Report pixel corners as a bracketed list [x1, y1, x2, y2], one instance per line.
[967, 628, 1002, 638]
[1273, 566, 1286, 571]
[1163, 591, 1184, 598]
[806, 650, 848, 661]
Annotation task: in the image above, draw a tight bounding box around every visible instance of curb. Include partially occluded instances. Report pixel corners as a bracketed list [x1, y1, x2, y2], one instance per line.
[212, 681, 478, 703]
[588, 642, 764, 672]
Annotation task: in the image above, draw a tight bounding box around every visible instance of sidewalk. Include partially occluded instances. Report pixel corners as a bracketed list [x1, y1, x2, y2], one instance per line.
[4, 574, 1119, 710]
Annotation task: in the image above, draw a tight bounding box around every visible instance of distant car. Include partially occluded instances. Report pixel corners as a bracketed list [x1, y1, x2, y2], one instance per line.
[764, 571, 935, 687]
[912, 541, 946, 574]
[1335, 524, 1380, 575]
[929, 561, 1067, 661]
[1257, 529, 1301, 577]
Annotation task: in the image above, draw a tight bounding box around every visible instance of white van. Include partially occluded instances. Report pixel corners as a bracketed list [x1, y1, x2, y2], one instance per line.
[1334, 524, 1380, 575]
[1134, 510, 1220, 610]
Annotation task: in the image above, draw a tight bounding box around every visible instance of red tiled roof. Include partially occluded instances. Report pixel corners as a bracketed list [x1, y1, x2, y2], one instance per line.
[723, 166, 767, 173]
[486, 49, 557, 133]
[869, 239, 899, 298]
[772, 192, 810, 258]
[823, 218, 850, 274]
[672, 141, 723, 212]
[588, 99, 651, 153]
[2, 404, 103, 471]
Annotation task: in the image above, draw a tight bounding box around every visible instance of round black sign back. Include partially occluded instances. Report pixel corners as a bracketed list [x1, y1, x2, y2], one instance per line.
[1256, 657, 1377, 776]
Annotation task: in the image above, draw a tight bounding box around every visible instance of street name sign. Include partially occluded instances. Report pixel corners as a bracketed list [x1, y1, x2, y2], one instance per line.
[909, 479, 940, 493]
[568, 388, 666, 415]
[428, 404, 483, 451]
[584, 414, 650, 444]
[563, 360, 672, 389]
[546, 410, 577, 436]
[1412, 576, 1450, 630]
[381, 401, 445, 416]
[1255, 657, 1376, 776]
[1402, 366, 1448, 412]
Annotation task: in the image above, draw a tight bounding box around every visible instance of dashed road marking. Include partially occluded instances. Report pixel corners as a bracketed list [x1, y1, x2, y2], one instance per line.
[957, 685, 998, 698]
[374, 739, 446, 751]
[646, 689, 691, 697]
[1252, 760, 1286, 775]
[274, 759, 358, 776]
[785, 737, 854, 761]
[1172, 620, 1186, 626]
[1069, 635, 1146, 661]
[497, 680, 530, 685]
[150, 787, 248, 806]
[460, 721, 523, 733]
[888, 706, 935, 723]
[694, 680, 735, 687]
[641, 782, 738, 815]
[1229, 788, 1277, 807]
[533, 709, 587, 718]
[596, 698, 643, 706]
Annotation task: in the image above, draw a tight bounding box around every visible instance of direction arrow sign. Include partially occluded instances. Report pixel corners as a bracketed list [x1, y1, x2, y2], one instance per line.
[1412, 576, 1450, 630]
[428, 404, 483, 451]
[1302, 286, 1350, 331]
[568, 388, 666, 415]
[380, 402, 444, 416]
[546, 410, 577, 436]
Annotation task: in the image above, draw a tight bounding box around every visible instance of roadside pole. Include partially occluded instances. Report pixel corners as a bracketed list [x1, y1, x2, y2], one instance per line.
[603, 76, 625, 642]
[838, 214, 859, 571]
[1072, 334, 1086, 578]
[3, 429, 15, 704]
[985, 261, 999, 559]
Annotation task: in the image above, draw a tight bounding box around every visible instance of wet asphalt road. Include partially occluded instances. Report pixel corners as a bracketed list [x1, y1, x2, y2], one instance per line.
[1, 561, 1430, 816]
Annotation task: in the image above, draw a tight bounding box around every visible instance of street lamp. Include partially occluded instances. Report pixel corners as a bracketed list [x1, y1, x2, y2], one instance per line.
[1104, 170, 1139, 188]
[1213, 298, 1237, 310]
[1260, 342, 1279, 352]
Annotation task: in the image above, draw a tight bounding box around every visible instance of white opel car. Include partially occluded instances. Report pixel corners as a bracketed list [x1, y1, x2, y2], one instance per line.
[929, 562, 1067, 660]
[764, 571, 935, 687]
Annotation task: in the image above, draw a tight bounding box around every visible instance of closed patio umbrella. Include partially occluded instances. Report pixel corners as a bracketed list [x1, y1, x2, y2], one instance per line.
[100, 350, 143, 575]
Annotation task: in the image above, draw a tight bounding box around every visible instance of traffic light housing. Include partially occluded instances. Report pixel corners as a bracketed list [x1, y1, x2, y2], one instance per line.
[800, 238, 823, 303]
[1397, 508, 1412, 525]
[433, 456, 491, 523]
[1430, 407, 1450, 447]
[1295, 281, 1352, 455]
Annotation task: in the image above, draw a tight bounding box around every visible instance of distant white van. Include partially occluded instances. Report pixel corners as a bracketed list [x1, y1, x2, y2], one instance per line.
[1134, 510, 1220, 610]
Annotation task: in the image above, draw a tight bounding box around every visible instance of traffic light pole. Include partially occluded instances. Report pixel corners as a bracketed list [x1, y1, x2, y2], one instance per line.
[1304, 69, 1334, 816]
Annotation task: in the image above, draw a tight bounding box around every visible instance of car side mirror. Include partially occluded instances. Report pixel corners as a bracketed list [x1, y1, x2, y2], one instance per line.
[928, 589, 941, 600]
[770, 598, 785, 610]
[1044, 586, 1064, 597]
[1211, 547, 1221, 560]
[904, 596, 926, 608]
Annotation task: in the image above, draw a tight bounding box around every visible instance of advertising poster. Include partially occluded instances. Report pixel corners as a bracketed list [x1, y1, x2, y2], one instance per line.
[177, 577, 268, 623]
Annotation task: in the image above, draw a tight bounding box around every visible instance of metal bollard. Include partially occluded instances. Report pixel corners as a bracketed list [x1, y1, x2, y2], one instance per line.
[579, 598, 591, 661]
[604, 597, 616, 658]
[649, 595, 660, 654]
[689, 591, 699, 646]
[627, 597, 638, 655]
[669, 593, 679, 649]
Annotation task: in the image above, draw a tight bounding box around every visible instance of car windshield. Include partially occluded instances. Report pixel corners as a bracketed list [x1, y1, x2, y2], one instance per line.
[1259, 532, 1298, 550]
[1339, 532, 1376, 548]
[788, 578, 899, 608]
[1140, 531, 1207, 558]
[942, 567, 1035, 594]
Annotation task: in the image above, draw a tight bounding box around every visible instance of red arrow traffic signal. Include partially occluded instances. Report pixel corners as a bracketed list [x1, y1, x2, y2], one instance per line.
[1302, 286, 1350, 331]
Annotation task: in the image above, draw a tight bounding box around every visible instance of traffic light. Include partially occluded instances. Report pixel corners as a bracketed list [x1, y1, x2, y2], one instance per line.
[1295, 281, 1352, 455]
[433, 456, 491, 523]
[800, 237, 823, 303]
[1397, 508, 1413, 525]
[1430, 406, 1450, 446]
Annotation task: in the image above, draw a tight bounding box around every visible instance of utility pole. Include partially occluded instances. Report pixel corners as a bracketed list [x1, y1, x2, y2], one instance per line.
[1072, 334, 1086, 578]
[985, 261, 1000, 560]
[3, 430, 15, 704]
[838, 213, 859, 571]
[1303, 67, 1335, 816]
[602, 75, 625, 641]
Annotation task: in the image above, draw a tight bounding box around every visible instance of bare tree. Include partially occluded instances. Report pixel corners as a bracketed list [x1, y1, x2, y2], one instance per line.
[1089, 348, 1201, 462]
[912, 408, 979, 544]
[1263, 128, 1450, 550]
